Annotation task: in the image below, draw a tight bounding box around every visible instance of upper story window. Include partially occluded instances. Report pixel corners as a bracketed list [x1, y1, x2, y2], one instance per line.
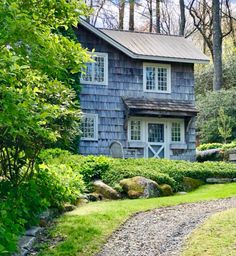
[81, 52, 108, 86]
[81, 113, 98, 141]
[143, 63, 171, 93]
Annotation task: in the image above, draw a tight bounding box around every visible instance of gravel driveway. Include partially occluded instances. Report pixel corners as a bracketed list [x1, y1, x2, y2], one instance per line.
[97, 197, 236, 256]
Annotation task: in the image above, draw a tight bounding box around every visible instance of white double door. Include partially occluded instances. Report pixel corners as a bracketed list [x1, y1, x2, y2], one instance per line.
[144, 121, 169, 158]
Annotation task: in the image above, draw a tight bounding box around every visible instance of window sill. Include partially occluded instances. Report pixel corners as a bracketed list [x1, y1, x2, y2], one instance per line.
[144, 89, 171, 94]
[81, 138, 98, 142]
[170, 143, 187, 150]
[128, 141, 147, 148]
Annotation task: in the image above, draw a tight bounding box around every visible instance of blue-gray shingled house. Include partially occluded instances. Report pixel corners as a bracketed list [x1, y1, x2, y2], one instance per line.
[75, 19, 209, 161]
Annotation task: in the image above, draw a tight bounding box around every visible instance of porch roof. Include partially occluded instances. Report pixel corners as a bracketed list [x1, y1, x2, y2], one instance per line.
[123, 97, 198, 117]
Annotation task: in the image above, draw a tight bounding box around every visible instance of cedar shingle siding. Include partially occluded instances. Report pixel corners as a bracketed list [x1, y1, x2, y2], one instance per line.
[75, 25, 197, 161]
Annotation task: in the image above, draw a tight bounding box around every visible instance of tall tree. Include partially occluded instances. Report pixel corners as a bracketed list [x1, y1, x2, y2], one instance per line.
[147, 0, 153, 32]
[119, 0, 125, 29]
[156, 0, 161, 33]
[179, 0, 186, 35]
[212, 0, 222, 90]
[129, 0, 135, 31]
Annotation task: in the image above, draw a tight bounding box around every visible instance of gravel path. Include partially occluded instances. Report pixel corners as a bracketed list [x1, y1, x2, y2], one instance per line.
[97, 197, 236, 256]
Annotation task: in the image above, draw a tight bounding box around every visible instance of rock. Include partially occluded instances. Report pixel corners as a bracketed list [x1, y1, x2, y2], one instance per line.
[183, 177, 204, 192]
[64, 204, 77, 212]
[93, 180, 120, 200]
[19, 236, 36, 250]
[206, 177, 233, 184]
[87, 192, 103, 201]
[119, 176, 161, 199]
[159, 184, 173, 196]
[76, 198, 89, 205]
[176, 191, 187, 195]
[39, 208, 58, 227]
[25, 227, 42, 237]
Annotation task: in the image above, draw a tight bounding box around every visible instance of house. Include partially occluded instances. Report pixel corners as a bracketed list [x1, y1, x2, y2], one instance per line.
[75, 19, 209, 161]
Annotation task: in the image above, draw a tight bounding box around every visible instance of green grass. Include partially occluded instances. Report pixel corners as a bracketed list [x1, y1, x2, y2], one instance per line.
[40, 183, 236, 256]
[182, 208, 236, 256]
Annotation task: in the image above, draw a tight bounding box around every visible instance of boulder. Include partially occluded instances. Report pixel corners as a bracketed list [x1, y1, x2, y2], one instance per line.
[182, 177, 204, 191]
[64, 204, 77, 212]
[87, 192, 103, 201]
[93, 180, 120, 200]
[119, 176, 161, 199]
[159, 184, 173, 196]
[206, 177, 233, 184]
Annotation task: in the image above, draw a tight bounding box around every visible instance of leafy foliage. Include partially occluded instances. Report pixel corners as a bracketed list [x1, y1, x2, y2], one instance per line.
[196, 89, 236, 143]
[217, 108, 232, 143]
[197, 143, 223, 151]
[0, 0, 91, 185]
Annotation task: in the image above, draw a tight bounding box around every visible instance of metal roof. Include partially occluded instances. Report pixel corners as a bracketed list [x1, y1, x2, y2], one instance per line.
[123, 97, 198, 117]
[79, 19, 209, 64]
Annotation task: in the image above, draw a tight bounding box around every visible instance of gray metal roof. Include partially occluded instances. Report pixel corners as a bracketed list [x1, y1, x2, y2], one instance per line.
[123, 97, 198, 117]
[101, 29, 209, 64]
[79, 19, 209, 64]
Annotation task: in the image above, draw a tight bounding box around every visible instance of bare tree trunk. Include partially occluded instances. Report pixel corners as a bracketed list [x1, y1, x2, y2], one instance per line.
[179, 0, 186, 36]
[156, 0, 160, 33]
[119, 0, 125, 30]
[148, 0, 153, 32]
[129, 0, 135, 31]
[212, 0, 222, 91]
[202, 0, 207, 53]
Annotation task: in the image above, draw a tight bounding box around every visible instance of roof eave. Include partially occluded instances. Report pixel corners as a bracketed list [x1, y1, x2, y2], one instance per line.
[79, 19, 210, 64]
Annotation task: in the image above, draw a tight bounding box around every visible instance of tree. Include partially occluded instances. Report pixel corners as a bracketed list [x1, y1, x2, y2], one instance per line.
[212, 0, 223, 90]
[156, 0, 161, 33]
[196, 89, 236, 143]
[217, 108, 232, 143]
[129, 0, 135, 31]
[119, 0, 126, 30]
[0, 0, 90, 186]
[179, 0, 186, 36]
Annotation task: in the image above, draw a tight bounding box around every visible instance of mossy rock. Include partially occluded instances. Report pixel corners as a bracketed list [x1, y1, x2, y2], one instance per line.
[183, 177, 204, 192]
[119, 176, 161, 199]
[159, 184, 173, 196]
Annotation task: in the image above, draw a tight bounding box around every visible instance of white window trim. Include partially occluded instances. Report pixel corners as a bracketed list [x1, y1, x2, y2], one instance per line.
[80, 52, 108, 86]
[128, 117, 185, 144]
[170, 120, 185, 144]
[81, 113, 98, 141]
[143, 63, 171, 93]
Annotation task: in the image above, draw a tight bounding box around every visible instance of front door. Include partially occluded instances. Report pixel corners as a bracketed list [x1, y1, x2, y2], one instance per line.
[146, 123, 166, 158]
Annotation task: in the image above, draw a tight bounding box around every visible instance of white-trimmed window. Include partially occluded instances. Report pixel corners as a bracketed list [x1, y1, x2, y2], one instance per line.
[143, 63, 171, 93]
[130, 120, 141, 141]
[81, 52, 108, 85]
[171, 121, 184, 143]
[81, 113, 98, 141]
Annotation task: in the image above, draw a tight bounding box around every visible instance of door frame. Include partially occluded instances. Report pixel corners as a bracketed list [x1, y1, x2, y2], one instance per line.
[144, 120, 169, 158]
[127, 116, 185, 159]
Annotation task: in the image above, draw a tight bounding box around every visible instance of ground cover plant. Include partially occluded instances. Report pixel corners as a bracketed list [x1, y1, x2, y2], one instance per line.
[38, 183, 236, 256]
[182, 207, 236, 256]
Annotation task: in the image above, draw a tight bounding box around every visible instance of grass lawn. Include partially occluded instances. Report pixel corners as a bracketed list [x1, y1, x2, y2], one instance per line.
[39, 183, 236, 256]
[182, 208, 236, 256]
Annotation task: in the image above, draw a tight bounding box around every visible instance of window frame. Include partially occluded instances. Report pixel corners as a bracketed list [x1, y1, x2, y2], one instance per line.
[81, 113, 98, 141]
[80, 52, 108, 86]
[143, 63, 171, 93]
[170, 120, 185, 143]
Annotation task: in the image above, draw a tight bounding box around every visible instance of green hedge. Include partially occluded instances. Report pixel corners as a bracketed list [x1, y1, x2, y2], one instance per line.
[197, 141, 236, 151]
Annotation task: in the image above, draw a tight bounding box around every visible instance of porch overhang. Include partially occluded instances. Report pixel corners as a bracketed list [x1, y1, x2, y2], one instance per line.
[123, 97, 198, 118]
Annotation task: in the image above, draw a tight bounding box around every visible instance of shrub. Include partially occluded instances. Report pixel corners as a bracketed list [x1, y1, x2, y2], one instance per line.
[196, 89, 236, 143]
[197, 143, 223, 151]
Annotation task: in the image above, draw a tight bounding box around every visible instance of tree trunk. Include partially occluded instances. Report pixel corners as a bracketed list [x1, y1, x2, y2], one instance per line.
[179, 0, 185, 36]
[149, 0, 153, 32]
[156, 0, 160, 33]
[119, 0, 125, 30]
[212, 0, 222, 91]
[129, 0, 135, 31]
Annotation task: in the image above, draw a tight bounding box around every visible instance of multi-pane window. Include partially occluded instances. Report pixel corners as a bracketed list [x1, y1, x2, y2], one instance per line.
[81, 114, 98, 141]
[171, 122, 181, 142]
[144, 64, 170, 92]
[130, 120, 141, 141]
[148, 123, 164, 143]
[81, 53, 108, 85]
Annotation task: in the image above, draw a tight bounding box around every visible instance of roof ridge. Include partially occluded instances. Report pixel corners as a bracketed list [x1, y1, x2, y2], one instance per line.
[99, 28, 184, 38]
